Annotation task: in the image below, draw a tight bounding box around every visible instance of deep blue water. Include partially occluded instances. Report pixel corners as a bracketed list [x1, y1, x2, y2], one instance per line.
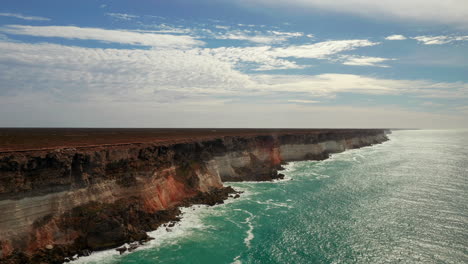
[74, 130, 468, 264]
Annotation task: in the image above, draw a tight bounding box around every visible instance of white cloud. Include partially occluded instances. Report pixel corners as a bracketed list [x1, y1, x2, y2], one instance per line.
[0, 25, 204, 49]
[239, 0, 468, 28]
[0, 41, 466, 113]
[339, 55, 394, 67]
[215, 31, 285, 44]
[0, 12, 50, 21]
[253, 74, 395, 96]
[288, 99, 319, 104]
[237, 24, 257, 27]
[385, 34, 407, 40]
[131, 28, 192, 35]
[214, 25, 230, 30]
[0, 42, 252, 102]
[270, 39, 378, 59]
[252, 74, 468, 98]
[0, 20, 465, 128]
[208, 27, 305, 44]
[413, 35, 468, 45]
[269, 31, 304, 37]
[106, 13, 139, 21]
[139, 24, 192, 34]
[0, 22, 380, 71]
[214, 30, 302, 44]
[198, 39, 378, 71]
[130, 21, 305, 44]
[0, 23, 305, 47]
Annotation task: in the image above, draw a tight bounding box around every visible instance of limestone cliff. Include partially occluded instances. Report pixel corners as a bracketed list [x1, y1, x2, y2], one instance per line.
[0, 129, 388, 263]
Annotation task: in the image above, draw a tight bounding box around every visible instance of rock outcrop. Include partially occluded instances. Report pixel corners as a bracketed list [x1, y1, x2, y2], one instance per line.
[0, 129, 388, 263]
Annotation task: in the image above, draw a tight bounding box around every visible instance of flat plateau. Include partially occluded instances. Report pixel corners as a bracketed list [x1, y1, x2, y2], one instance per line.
[0, 128, 381, 152]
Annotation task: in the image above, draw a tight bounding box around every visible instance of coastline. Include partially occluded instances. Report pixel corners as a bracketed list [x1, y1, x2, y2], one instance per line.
[0, 129, 388, 263]
[76, 136, 391, 264]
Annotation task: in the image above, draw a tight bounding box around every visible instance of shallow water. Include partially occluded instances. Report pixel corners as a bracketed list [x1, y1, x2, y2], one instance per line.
[73, 130, 468, 264]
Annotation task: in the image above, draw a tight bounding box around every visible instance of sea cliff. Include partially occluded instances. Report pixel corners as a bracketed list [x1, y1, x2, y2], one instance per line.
[0, 129, 388, 263]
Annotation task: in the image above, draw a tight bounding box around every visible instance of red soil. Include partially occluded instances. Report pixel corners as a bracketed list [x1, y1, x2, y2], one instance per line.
[0, 128, 377, 152]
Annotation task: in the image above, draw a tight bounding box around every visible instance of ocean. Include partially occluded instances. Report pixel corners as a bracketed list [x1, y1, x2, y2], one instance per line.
[73, 130, 468, 264]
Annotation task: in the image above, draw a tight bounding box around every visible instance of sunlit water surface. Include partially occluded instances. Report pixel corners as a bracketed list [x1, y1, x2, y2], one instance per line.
[73, 130, 468, 264]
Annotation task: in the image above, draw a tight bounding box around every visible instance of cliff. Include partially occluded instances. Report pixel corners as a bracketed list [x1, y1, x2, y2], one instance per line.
[0, 129, 388, 263]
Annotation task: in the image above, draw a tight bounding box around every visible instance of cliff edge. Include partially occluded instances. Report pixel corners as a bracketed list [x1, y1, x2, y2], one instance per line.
[0, 129, 388, 263]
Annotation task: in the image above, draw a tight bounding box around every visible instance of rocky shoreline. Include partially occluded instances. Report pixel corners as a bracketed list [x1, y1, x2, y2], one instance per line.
[0, 129, 388, 263]
[2, 186, 239, 264]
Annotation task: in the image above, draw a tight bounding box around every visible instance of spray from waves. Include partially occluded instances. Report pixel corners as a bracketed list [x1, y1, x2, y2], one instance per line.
[354, 153, 366, 159]
[254, 199, 293, 209]
[279, 146, 384, 181]
[69, 204, 212, 264]
[233, 209, 255, 249]
[244, 215, 254, 249]
[69, 185, 257, 264]
[308, 171, 330, 180]
[281, 161, 299, 173]
[283, 163, 330, 180]
[231, 255, 242, 264]
[69, 189, 251, 264]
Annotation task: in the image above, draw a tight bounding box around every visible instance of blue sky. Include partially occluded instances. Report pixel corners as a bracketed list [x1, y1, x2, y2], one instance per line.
[0, 0, 467, 128]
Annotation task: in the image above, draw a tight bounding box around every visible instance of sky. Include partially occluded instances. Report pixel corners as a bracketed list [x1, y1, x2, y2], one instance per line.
[0, 0, 467, 128]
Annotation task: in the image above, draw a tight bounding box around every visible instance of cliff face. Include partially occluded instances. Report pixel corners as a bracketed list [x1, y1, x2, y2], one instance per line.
[0, 130, 388, 263]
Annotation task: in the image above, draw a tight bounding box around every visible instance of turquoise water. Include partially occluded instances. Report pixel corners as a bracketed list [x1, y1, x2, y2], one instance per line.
[75, 130, 468, 264]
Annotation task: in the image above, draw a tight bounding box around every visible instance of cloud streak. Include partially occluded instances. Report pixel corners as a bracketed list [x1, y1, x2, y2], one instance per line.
[209, 28, 305, 44]
[106, 13, 139, 21]
[385, 34, 407, 40]
[0, 25, 204, 49]
[214, 31, 289, 44]
[270, 39, 378, 59]
[288, 99, 319, 104]
[339, 55, 394, 67]
[201, 39, 380, 70]
[253, 74, 468, 98]
[0, 12, 50, 21]
[413, 35, 468, 45]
